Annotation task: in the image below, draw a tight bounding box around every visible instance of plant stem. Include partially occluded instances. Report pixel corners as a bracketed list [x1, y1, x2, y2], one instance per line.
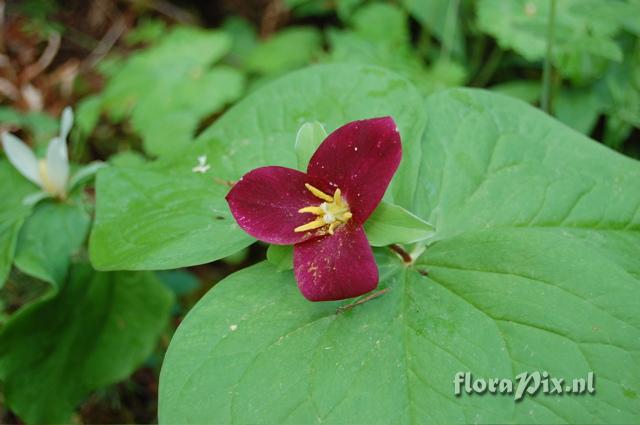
[389, 244, 412, 264]
[336, 288, 390, 313]
[440, 0, 461, 62]
[472, 46, 503, 87]
[541, 0, 557, 113]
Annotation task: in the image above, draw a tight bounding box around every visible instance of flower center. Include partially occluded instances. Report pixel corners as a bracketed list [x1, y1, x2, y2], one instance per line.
[38, 159, 63, 197]
[294, 183, 352, 235]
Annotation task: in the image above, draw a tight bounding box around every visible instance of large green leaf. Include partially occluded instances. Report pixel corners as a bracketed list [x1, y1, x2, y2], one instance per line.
[90, 166, 252, 270]
[0, 264, 173, 424]
[14, 201, 90, 288]
[0, 161, 36, 287]
[476, 0, 635, 83]
[100, 27, 244, 156]
[90, 64, 426, 270]
[245, 27, 322, 76]
[159, 88, 640, 423]
[326, 3, 467, 95]
[364, 200, 435, 246]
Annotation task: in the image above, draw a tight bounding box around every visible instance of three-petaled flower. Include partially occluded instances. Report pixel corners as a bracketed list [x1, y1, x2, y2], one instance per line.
[226, 117, 401, 301]
[2, 106, 105, 204]
[2, 107, 74, 199]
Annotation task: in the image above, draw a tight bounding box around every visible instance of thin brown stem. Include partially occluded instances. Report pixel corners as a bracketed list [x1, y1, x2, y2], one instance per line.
[389, 244, 412, 264]
[336, 288, 390, 314]
[80, 17, 127, 73]
[22, 32, 61, 82]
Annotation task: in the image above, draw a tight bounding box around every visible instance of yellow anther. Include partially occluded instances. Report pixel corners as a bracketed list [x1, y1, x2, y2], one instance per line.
[334, 188, 342, 204]
[328, 222, 339, 235]
[294, 218, 326, 233]
[38, 159, 59, 196]
[298, 206, 324, 214]
[305, 183, 334, 202]
[294, 184, 353, 235]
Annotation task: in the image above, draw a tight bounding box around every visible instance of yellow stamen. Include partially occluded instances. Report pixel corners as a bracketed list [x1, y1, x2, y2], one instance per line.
[305, 183, 334, 202]
[38, 159, 59, 196]
[328, 222, 339, 235]
[298, 206, 324, 214]
[294, 184, 353, 235]
[294, 218, 326, 233]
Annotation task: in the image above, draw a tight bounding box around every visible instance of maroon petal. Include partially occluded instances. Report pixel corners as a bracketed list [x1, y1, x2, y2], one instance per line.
[226, 166, 328, 244]
[293, 224, 378, 301]
[307, 117, 401, 225]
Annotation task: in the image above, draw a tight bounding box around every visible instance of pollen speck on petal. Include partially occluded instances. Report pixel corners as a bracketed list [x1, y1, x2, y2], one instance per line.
[294, 225, 378, 301]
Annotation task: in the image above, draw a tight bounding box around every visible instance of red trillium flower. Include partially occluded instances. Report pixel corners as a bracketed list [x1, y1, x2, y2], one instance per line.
[225, 117, 402, 301]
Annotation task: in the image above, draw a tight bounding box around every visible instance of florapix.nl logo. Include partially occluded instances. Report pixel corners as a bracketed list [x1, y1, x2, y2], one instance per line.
[453, 372, 595, 401]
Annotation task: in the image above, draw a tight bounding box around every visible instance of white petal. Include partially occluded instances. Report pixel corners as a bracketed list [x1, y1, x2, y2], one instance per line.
[1, 132, 41, 185]
[60, 106, 74, 141]
[22, 191, 51, 206]
[45, 136, 69, 193]
[68, 161, 106, 191]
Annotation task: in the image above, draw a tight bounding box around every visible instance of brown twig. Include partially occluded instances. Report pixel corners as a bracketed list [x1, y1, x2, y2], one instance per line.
[260, 0, 287, 38]
[336, 288, 390, 313]
[389, 244, 412, 264]
[22, 32, 61, 82]
[130, 0, 198, 25]
[80, 17, 127, 73]
[0, 1, 5, 50]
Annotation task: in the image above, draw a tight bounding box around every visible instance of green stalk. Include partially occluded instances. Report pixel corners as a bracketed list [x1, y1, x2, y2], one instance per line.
[472, 46, 503, 87]
[541, 0, 557, 113]
[440, 0, 461, 62]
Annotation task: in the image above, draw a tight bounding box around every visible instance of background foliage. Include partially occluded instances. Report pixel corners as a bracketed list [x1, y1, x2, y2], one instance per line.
[0, 0, 638, 423]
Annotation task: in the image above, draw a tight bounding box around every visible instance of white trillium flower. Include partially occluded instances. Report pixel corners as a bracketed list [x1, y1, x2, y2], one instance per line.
[1, 107, 105, 204]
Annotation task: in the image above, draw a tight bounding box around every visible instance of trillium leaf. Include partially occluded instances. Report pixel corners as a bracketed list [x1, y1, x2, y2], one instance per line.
[266, 244, 293, 271]
[90, 166, 252, 270]
[100, 27, 243, 156]
[245, 27, 322, 76]
[294, 121, 327, 170]
[0, 264, 173, 424]
[364, 200, 435, 247]
[129, 65, 245, 157]
[90, 64, 426, 270]
[352, 2, 409, 45]
[14, 201, 90, 288]
[477, 0, 628, 83]
[0, 161, 35, 287]
[159, 88, 640, 424]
